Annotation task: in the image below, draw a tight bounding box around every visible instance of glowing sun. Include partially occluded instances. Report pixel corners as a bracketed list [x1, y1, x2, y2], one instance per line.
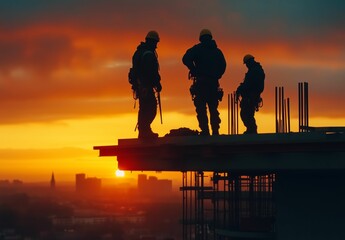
[115, 169, 125, 177]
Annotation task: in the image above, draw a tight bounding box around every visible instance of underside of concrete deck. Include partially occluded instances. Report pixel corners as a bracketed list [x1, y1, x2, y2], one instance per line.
[94, 132, 345, 173]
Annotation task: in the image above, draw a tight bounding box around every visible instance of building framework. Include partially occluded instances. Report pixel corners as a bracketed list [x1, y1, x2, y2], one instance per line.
[181, 171, 275, 240]
[94, 131, 345, 240]
[94, 83, 345, 240]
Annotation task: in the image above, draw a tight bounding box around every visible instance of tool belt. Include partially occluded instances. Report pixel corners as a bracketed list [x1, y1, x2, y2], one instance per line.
[190, 81, 223, 101]
[240, 96, 263, 111]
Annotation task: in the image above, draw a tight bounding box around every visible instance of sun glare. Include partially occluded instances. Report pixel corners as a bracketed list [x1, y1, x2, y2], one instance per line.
[115, 169, 125, 177]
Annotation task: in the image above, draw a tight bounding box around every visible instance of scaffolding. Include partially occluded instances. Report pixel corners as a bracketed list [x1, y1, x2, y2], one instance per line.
[181, 172, 275, 240]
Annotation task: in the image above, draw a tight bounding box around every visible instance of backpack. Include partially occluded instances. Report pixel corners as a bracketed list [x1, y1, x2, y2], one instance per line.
[128, 50, 142, 99]
[257, 72, 265, 94]
[128, 48, 154, 99]
[256, 63, 265, 94]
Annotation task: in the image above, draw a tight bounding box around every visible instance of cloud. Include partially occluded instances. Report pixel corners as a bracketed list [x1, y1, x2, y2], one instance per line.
[0, 34, 85, 75]
[0, 0, 344, 124]
[0, 147, 93, 160]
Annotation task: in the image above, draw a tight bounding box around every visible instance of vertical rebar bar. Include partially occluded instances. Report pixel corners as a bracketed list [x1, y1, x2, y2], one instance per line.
[230, 92, 239, 135]
[190, 171, 193, 240]
[280, 87, 285, 132]
[287, 98, 290, 132]
[235, 94, 239, 134]
[298, 82, 310, 132]
[305, 82, 309, 130]
[299, 82, 304, 132]
[280, 87, 283, 132]
[182, 172, 186, 240]
[275, 87, 278, 133]
[200, 173, 203, 239]
[284, 99, 287, 133]
[212, 172, 216, 239]
[275, 86, 291, 133]
[194, 172, 198, 239]
[298, 83, 301, 131]
[230, 93, 234, 135]
[228, 94, 230, 135]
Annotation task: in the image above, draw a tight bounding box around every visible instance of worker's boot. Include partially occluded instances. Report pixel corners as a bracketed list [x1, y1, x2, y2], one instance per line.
[212, 129, 219, 136]
[199, 128, 210, 136]
[211, 125, 220, 136]
[138, 128, 159, 139]
[244, 126, 257, 134]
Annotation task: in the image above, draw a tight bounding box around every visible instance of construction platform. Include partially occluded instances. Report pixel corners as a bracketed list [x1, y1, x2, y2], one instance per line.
[94, 131, 345, 173]
[94, 130, 345, 240]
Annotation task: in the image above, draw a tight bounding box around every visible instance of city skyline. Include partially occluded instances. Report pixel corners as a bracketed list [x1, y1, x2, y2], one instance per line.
[0, 172, 179, 189]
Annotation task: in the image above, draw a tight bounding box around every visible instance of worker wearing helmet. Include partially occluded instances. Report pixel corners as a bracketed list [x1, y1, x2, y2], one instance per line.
[131, 30, 162, 139]
[236, 54, 265, 134]
[182, 29, 227, 136]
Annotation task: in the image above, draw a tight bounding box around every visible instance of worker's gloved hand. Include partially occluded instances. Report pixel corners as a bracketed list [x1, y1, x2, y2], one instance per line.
[236, 85, 242, 96]
[235, 93, 240, 102]
[189, 68, 197, 78]
[155, 82, 162, 92]
[235, 88, 241, 102]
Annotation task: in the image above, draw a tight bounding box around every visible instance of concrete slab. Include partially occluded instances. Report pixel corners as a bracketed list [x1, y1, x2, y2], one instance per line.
[94, 132, 345, 173]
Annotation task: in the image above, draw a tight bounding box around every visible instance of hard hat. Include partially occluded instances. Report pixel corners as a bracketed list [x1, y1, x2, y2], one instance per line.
[243, 54, 254, 64]
[199, 29, 212, 38]
[146, 30, 160, 42]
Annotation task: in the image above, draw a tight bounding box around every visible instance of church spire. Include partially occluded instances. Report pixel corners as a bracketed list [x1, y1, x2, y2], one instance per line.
[50, 172, 56, 190]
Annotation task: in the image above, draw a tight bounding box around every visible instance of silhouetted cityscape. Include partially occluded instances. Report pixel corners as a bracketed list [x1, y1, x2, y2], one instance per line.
[0, 173, 181, 240]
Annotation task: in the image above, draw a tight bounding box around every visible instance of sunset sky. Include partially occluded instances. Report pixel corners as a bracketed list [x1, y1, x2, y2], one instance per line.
[0, 0, 344, 183]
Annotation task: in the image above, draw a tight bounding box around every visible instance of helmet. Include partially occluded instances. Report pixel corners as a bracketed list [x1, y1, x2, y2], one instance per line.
[146, 30, 160, 42]
[199, 29, 212, 38]
[243, 54, 254, 64]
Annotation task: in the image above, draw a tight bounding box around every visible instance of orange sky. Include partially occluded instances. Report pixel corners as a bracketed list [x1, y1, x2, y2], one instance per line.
[0, 0, 344, 183]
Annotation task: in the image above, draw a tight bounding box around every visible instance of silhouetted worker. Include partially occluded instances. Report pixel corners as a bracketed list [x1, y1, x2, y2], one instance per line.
[130, 31, 162, 139]
[182, 29, 226, 136]
[236, 54, 265, 134]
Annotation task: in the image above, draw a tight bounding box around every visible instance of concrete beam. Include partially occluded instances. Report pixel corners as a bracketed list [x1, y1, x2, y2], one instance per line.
[94, 132, 345, 173]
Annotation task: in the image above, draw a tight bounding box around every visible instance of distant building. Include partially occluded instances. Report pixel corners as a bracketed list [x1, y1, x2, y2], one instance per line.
[50, 172, 56, 190]
[138, 174, 147, 190]
[0, 180, 10, 186]
[12, 179, 23, 186]
[75, 173, 101, 192]
[137, 174, 172, 196]
[0, 179, 23, 187]
[52, 216, 110, 227]
[76, 173, 86, 191]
